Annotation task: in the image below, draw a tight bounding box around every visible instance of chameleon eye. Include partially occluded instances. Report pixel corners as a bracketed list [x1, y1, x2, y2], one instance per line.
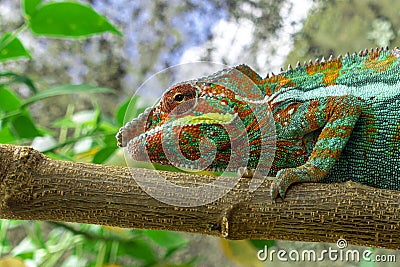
[173, 93, 185, 102]
[161, 84, 197, 114]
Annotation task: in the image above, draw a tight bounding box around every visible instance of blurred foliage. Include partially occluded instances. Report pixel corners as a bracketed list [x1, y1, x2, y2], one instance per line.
[220, 239, 269, 267]
[3, 0, 399, 266]
[0, 221, 191, 267]
[0, 1, 193, 266]
[285, 0, 400, 65]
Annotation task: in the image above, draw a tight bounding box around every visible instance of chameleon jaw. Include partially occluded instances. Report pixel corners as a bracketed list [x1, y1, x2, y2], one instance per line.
[123, 112, 237, 167]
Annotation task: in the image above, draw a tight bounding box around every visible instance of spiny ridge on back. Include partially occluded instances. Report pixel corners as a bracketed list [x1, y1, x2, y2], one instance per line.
[259, 47, 400, 95]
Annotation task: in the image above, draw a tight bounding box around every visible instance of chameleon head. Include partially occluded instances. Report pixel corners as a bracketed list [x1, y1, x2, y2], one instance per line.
[117, 66, 276, 174]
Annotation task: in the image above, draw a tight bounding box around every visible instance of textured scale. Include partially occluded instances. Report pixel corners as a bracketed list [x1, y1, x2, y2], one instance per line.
[117, 47, 400, 199]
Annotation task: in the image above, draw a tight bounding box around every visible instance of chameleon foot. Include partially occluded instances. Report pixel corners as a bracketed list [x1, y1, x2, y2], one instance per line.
[271, 164, 325, 199]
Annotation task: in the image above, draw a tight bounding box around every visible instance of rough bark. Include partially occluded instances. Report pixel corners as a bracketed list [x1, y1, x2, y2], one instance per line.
[0, 144, 399, 250]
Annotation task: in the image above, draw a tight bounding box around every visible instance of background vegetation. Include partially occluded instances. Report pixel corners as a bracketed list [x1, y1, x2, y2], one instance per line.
[1, 0, 400, 266]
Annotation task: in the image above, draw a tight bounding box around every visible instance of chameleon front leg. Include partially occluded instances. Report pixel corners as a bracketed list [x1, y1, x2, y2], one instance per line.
[271, 95, 362, 199]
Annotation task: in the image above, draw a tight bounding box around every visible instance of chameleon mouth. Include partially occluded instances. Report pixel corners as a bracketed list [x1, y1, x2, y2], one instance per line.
[116, 107, 152, 147]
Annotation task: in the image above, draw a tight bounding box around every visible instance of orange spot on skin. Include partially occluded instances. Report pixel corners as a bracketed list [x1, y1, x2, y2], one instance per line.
[362, 109, 374, 127]
[235, 65, 262, 84]
[202, 84, 235, 98]
[366, 126, 377, 132]
[364, 53, 397, 72]
[306, 100, 320, 129]
[393, 126, 400, 143]
[264, 75, 296, 92]
[306, 60, 342, 86]
[277, 140, 299, 147]
[319, 126, 354, 139]
[273, 103, 301, 126]
[310, 148, 342, 160]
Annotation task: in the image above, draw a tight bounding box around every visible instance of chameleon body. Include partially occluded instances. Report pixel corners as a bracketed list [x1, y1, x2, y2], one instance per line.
[117, 47, 400, 199]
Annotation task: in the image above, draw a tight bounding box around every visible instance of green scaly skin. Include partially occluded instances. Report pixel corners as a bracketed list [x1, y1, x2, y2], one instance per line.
[117, 47, 400, 199]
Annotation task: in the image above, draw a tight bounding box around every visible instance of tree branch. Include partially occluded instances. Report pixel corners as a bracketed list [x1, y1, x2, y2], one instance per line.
[1, 144, 399, 249]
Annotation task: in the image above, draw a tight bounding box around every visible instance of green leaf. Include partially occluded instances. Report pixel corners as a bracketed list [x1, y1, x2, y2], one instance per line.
[29, 2, 122, 38]
[11, 237, 37, 259]
[119, 239, 156, 264]
[6, 220, 26, 229]
[23, 84, 115, 107]
[116, 98, 131, 126]
[144, 230, 187, 250]
[120, 95, 150, 123]
[28, 222, 46, 248]
[0, 125, 17, 143]
[93, 147, 116, 164]
[0, 88, 22, 112]
[249, 239, 276, 249]
[97, 122, 119, 136]
[22, 0, 43, 16]
[103, 133, 118, 147]
[52, 117, 75, 128]
[0, 33, 31, 62]
[11, 114, 40, 139]
[0, 72, 37, 93]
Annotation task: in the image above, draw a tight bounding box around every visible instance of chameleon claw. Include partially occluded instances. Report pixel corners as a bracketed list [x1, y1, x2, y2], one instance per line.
[270, 181, 287, 199]
[270, 182, 279, 199]
[271, 168, 300, 199]
[237, 167, 254, 178]
[238, 166, 267, 178]
[237, 167, 265, 181]
[271, 165, 324, 199]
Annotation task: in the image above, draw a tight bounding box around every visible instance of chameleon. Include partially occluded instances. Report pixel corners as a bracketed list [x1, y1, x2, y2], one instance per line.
[117, 47, 400, 199]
